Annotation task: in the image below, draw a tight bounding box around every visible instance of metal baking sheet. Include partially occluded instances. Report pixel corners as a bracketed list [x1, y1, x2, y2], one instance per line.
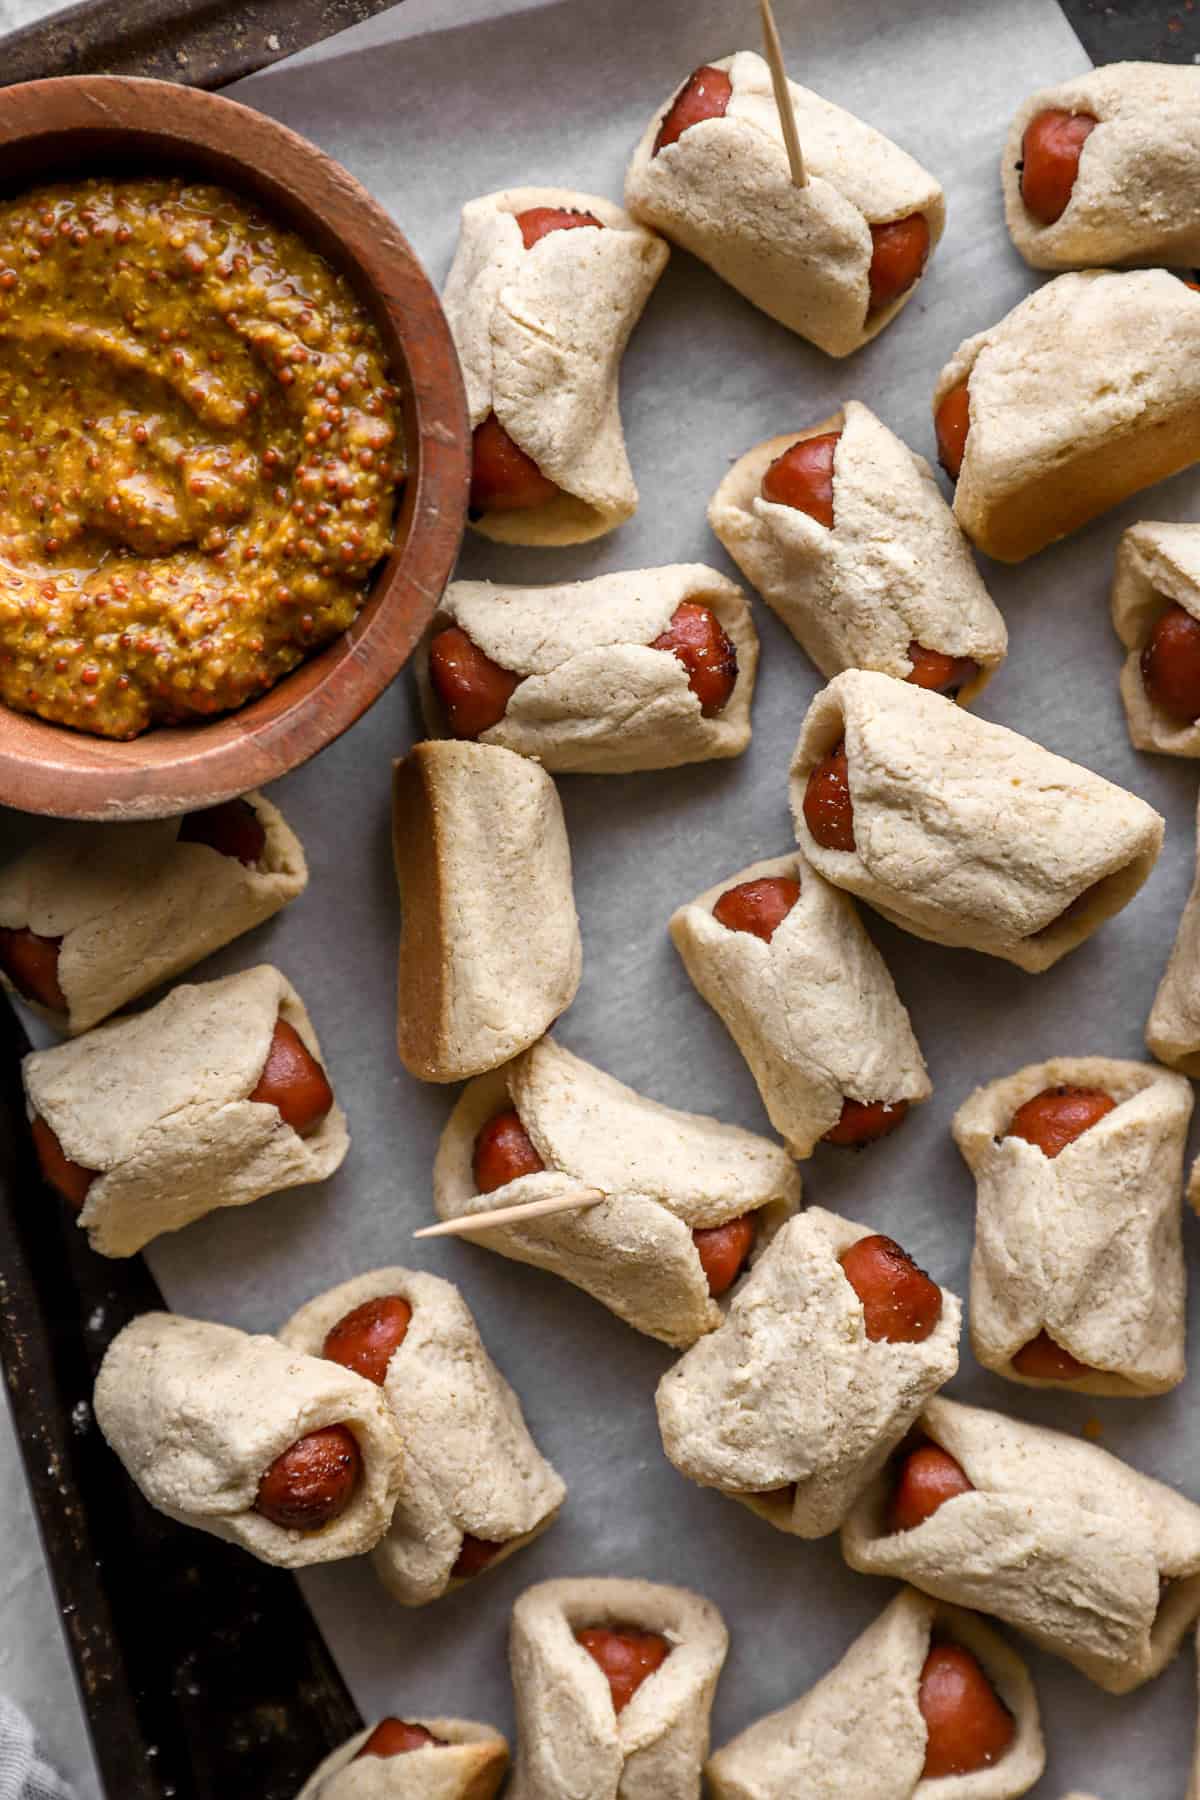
[9, 0, 1200, 1793]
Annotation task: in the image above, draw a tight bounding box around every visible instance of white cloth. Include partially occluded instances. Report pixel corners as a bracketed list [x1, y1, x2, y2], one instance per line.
[0, 1698, 72, 1800]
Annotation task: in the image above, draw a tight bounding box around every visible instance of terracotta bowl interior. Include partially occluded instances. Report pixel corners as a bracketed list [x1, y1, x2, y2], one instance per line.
[0, 79, 468, 820]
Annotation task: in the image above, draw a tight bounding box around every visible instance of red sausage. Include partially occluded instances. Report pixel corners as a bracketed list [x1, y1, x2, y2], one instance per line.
[760, 433, 840, 528]
[515, 207, 604, 249]
[178, 798, 266, 867]
[249, 1017, 334, 1138]
[473, 1110, 545, 1194]
[693, 1214, 756, 1297]
[576, 1627, 671, 1712]
[1141, 604, 1200, 724]
[354, 1719, 447, 1758]
[0, 926, 67, 1012]
[470, 415, 560, 515]
[907, 642, 979, 697]
[30, 1114, 96, 1213]
[1011, 1329, 1092, 1382]
[1006, 1085, 1115, 1159]
[888, 1444, 974, 1534]
[867, 213, 931, 314]
[935, 385, 971, 482]
[451, 1534, 505, 1580]
[919, 1642, 1015, 1778]
[651, 601, 738, 717]
[838, 1234, 942, 1342]
[654, 65, 733, 154]
[1020, 109, 1097, 227]
[254, 1424, 362, 1530]
[822, 1097, 908, 1148]
[322, 1295, 413, 1386]
[712, 875, 801, 943]
[428, 626, 519, 739]
[802, 740, 855, 852]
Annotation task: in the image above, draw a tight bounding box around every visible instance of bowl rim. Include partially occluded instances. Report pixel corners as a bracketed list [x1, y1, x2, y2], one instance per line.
[0, 74, 468, 821]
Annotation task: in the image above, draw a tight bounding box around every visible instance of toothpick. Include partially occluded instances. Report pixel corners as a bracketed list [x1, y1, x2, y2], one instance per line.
[759, 0, 807, 188]
[414, 1188, 606, 1239]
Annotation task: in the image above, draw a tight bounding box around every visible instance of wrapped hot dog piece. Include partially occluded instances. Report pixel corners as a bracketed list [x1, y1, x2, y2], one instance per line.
[842, 1396, 1200, 1693]
[22, 963, 347, 1257]
[1004, 64, 1200, 271]
[418, 567, 756, 773]
[656, 1209, 959, 1539]
[669, 849, 930, 1159]
[953, 1057, 1190, 1396]
[708, 402, 1005, 699]
[393, 741, 581, 1083]
[443, 187, 667, 545]
[0, 793, 305, 1034]
[509, 1576, 728, 1800]
[933, 270, 1200, 562]
[432, 1034, 799, 1348]
[706, 1588, 1045, 1800]
[94, 1313, 404, 1569]
[296, 1719, 508, 1800]
[281, 1267, 565, 1606]
[1149, 793, 1200, 1076]
[626, 52, 943, 357]
[790, 671, 1163, 972]
[1112, 521, 1200, 758]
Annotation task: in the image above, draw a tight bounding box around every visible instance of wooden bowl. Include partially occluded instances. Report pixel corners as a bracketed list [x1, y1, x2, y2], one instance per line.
[0, 76, 468, 820]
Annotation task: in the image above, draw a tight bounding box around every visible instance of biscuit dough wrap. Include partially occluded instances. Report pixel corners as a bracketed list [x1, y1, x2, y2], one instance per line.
[1112, 521, 1200, 757]
[509, 1576, 728, 1800]
[393, 741, 581, 1083]
[1148, 791, 1200, 1074]
[0, 793, 306, 1034]
[953, 1057, 1190, 1396]
[1003, 64, 1200, 271]
[655, 1210, 960, 1539]
[933, 270, 1200, 562]
[22, 963, 347, 1258]
[443, 187, 667, 546]
[418, 567, 756, 773]
[296, 1719, 508, 1800]
[708, 402, 1005, 699]
[841, 1395, 1200, 1694]
[94, 1313, 404, 1569]
[706, 1587, 1045, 1800]
[669, 850, 930, 1158]
[280, 1267, 566, 1606]
[625, 52, 943, 358]
[432, 1034, 800, 1348]
[790, 670, 1163, 972]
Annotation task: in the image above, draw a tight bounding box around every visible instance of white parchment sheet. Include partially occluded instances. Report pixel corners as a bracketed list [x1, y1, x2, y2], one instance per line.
[13, 0, 1200, 1793]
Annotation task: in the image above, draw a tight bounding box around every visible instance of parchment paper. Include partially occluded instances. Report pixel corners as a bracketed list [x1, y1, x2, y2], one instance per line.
[10, 0, 1200, 1794]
